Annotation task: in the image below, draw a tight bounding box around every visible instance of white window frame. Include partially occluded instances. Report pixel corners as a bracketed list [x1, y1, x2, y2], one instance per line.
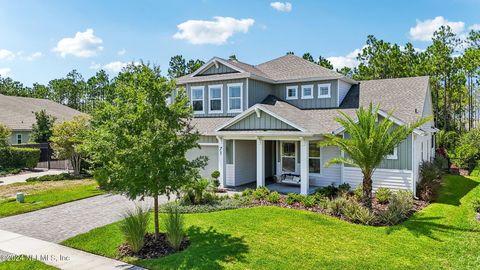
[286, 85, 298, 100]
[301, 85, 314, 99]
[227, 83, 243, 113]
[318, 83, 331, 98]
[208, 84, 223, 113]
[16, 134, 22, 144]
[281, 141, 297, 173]
[309, 141, 322, 175]
[191, 86, 205, 114]
[386, 147, 398, 160]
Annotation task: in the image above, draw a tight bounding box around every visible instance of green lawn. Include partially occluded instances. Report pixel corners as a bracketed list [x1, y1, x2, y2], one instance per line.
[62, 175, 480, 270]
[0, 258, 58, 270]
[0, 180, 104, 217]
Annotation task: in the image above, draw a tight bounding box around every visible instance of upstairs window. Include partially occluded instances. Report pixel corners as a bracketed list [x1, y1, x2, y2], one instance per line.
[318, 83, 331, 98]
[191, 86, 204, 114]
[227, 83, 243, 113]
[286, 86, 298, 100]
[301, 85, 313, 99]
[208, 85, 223, 113]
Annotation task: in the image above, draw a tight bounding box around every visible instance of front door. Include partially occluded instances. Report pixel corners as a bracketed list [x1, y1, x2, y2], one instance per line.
[281, 141, 296, 173]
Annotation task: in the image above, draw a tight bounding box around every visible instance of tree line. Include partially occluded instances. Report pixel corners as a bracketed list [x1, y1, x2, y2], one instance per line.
[1, 26, 479, 133]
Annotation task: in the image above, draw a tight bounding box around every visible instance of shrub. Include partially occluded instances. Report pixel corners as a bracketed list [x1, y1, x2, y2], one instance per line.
[211, 170, 220, 188]
[353, 185, 363, 202]
[302, 195, 316, 208]
[315, 184, 338, 198]
[286, 193, 304, 205]
[119, 206, 149, 253]
[375, 187, 391, 204]
[25, 172, 83, 182]
[472, 198, 480, 213]
[0, 123, 11, 148]
[232, 193, 241, 200]
[338, 183, 351, 194]
[161, 196, 253, 213]
[326, 197, 348, 216]
[165, 203, 185, 250]
[253, 186, 270, 199]
[0, 147, 40, 169]
[267, 191, 281, 203]
[379, 190, 413, 225]
[183, 178, 213, 204]
[242, 188, 254, 197]
[417, 161, 442, 202]
[342, 199, 376, 225]
[433, 154, 449, 172]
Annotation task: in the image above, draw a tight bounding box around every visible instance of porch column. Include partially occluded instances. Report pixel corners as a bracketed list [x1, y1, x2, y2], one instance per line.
[217, 136, 226, 187]
[256, 137, 265, 187]
[300, 139, 309, 195]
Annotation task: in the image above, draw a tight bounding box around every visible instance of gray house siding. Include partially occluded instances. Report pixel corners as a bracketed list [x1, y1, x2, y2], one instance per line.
[248, 79, 274, 106]
[199, 136, 217, 144]
[274, 79, 338, 109]
[198, 63, 238, 76]
[224, 110, 298, 131]
[187, 79, 247, 117]
[345, 134, 412, 170]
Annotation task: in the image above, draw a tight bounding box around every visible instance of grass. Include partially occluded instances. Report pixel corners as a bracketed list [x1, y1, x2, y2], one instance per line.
[0, 257, 58, 270]
[0, 179, 104, 217]
[62, 175, 480, 270]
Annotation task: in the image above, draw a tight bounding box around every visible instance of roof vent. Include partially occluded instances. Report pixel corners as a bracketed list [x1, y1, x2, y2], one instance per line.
[415, 108, 418, 114]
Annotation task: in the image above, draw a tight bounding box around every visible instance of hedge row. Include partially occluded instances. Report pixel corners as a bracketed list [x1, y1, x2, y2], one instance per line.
[0, 147, 40, 169]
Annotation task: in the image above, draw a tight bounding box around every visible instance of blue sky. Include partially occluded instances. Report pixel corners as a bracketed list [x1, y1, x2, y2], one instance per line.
[0, 0, 479, 85]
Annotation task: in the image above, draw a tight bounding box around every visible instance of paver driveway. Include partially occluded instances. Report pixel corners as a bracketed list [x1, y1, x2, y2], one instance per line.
[0, 193, 166, 243]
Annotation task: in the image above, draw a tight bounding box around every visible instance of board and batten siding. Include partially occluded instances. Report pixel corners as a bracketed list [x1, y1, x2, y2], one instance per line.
[274, 79, 339, 109]
[344, 167, 413, 191]
[248, 79, 274, 106]
[198, 62, 238, 76]
[224, 110, 297, 131]
[187, 79, 247, 117]
[234, 140, 256, 185]
[9, 131, 30, 145]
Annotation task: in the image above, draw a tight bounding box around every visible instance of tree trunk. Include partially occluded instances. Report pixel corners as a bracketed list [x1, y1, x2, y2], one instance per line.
[154, 194, 159, 239]
[70, 154, 81, 176]
[362, 172, 373, 209]
[444, 76, 448, 130]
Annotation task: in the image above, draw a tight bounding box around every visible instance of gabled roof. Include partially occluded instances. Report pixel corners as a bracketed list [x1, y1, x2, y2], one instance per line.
[176, 55, 356, 85]
[190, 76, 431, 136]
[0, 94, 83, 131]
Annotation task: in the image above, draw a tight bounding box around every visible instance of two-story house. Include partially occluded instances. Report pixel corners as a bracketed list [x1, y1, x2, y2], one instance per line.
[176, 54, 436, 195]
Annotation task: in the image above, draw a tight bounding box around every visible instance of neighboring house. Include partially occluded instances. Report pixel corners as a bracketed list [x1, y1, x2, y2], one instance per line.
[0, 94, 82, 145]
[176, 54, 436, 195]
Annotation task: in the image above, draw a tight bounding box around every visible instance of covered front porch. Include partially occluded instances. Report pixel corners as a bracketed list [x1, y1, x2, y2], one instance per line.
[218, 136, 332, 195]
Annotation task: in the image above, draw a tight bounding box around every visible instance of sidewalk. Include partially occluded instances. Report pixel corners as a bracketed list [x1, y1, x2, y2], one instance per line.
[0, 230, 143, 270]
[0, 169, 67, 185]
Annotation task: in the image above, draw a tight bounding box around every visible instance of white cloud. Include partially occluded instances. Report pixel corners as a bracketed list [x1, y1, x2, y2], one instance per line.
[117, 49, 126, 55]
[173, 16, 255, 45]
[53, 29, 104, 57]
[0, 49, 16, 61]
[327, 48, 363, 69]
[469, 24, 480, 31]
[0, 68, 11, 77]
[270, 2, 292, 12]
[103, 61, 129, 73]
[409, 16, 465, 41]
[26, 51, 43, 61]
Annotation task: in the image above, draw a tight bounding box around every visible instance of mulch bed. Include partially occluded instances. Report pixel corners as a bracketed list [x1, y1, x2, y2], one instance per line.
[118, 233, 190, 259]
[250, 196, 429, 226]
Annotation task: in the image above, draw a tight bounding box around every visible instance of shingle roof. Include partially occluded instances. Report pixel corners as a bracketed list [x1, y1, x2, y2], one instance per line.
[190, 117, 231, 135]
[176, 54, 348, 84]
[255, 54, 343, 81]
[0, 94, 83, 131]
[193, 76, 430, 135]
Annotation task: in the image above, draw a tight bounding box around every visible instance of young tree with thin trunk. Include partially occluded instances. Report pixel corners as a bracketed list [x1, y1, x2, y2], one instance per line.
[85, 63, 206, 239]
[321, 104, 429, 209]
[31, 110, 56, 143]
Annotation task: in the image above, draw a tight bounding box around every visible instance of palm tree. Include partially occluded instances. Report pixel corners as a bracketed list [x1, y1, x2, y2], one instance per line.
[321, 103, 430, 209]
